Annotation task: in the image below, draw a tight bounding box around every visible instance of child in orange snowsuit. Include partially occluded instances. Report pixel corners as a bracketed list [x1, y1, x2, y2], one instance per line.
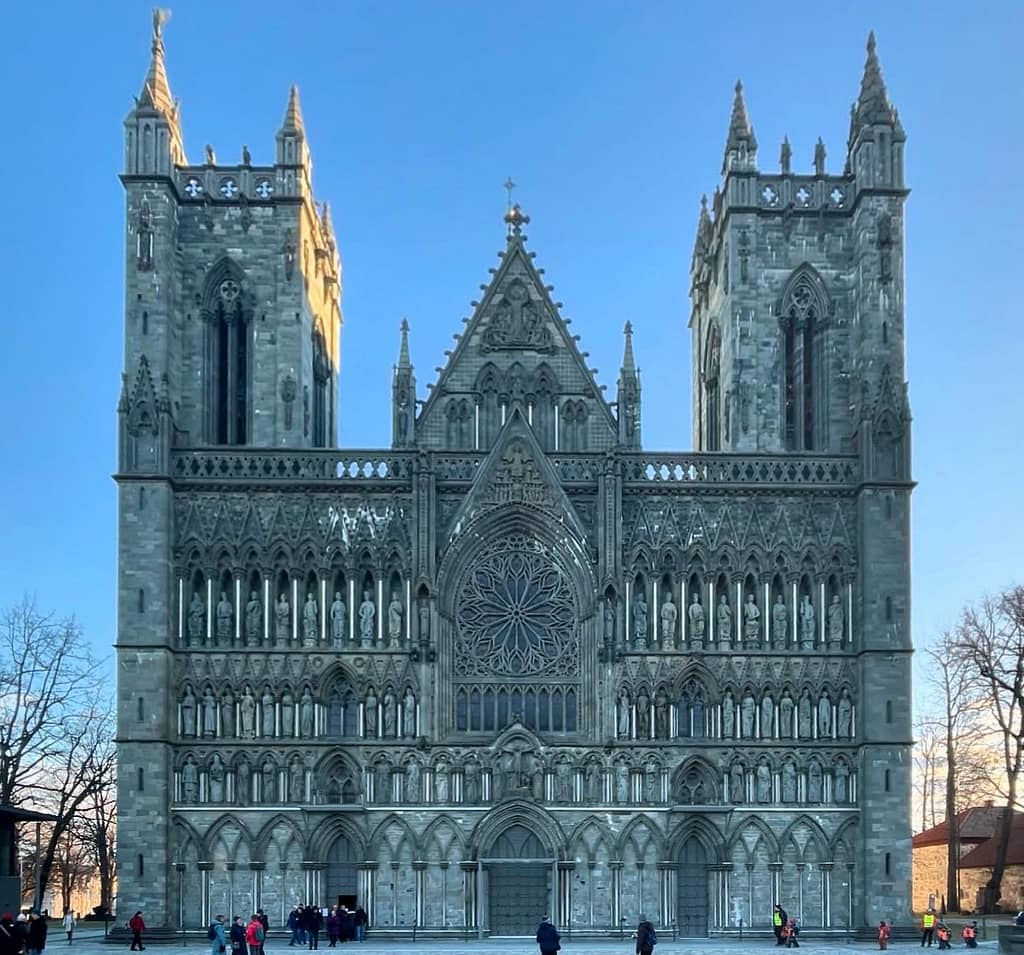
[879, 920, 891, 950]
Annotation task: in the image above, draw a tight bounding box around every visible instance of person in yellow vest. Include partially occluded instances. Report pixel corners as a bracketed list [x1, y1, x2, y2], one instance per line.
[962, 921, 978, 948]
[773, 905, 788, 946]
[936, 922, 951, 949]
[920, 908, 936, 947]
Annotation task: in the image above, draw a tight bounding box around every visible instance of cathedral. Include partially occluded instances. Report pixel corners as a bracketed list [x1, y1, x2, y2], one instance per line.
[115, 13, 913, 939]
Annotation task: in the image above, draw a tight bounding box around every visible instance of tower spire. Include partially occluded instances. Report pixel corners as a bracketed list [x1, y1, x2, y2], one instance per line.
[722, 80, 758, 174]
[281, 84, 306, 134]
[397, 317, 411, 369]
[617, 321, 641, 448]
[854, 31, 895, 128]
[138, 8, 175, 115]
[621, 320, 636, 376]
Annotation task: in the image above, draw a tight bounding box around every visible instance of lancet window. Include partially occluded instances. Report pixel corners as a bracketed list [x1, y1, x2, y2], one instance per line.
[205, 265, 251, 445]
[781, 268, 829, 450]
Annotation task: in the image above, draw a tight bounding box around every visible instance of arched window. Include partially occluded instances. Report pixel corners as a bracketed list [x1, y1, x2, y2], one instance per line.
[205, 265, 250, 445]
[780, 268, 829, 450]
[476, 364, 501, 448]
[704, 327, 721, 451]
[312, 328, 330, 447]
[531, 364, 556, 450]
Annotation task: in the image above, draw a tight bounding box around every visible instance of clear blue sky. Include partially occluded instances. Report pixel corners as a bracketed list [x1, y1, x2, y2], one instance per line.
[0, 2, 1020, 688]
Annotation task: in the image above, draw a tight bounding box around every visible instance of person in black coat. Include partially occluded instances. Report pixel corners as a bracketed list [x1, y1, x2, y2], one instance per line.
[26, 913, 48, 955]
[536, 917, 560, 955]
[0, 914, 20, 955]
[229, 917, 246, 955]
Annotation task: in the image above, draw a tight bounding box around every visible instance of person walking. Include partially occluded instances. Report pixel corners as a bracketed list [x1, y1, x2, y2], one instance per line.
[353, 907, 367, 943]
[635, 914, 657, 955]
[128, 911, 145, 951]
[245, 915, 264, 955]
[962, 921, 978, 948]
[26, 912, 48, 955]
[307, 906, 321, 950]
[62, 912, 76, 946]
[773, 904, 788, 946]
[920, 908, 936, 947]
[878, 920, 891, 950]
[535, 916, 560, 955]
[230, 917, 246, 955]
[256, 911, 268, 955]
[209, 915, 226, 955]
[785, 917, 800, 948]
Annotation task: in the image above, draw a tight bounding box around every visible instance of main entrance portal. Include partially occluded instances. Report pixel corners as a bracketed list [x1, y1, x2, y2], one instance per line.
[676, 838, 708, 937]
[325, 834, 358, 910]
[485, 825, 553, 936]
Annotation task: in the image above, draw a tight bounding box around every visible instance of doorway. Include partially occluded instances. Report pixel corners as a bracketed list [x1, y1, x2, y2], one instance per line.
[677, 837, 708, 937]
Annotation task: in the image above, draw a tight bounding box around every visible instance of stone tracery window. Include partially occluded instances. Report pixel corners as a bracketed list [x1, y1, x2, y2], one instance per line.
[453, 533, 578, 734]
[781, 268, 829, 451]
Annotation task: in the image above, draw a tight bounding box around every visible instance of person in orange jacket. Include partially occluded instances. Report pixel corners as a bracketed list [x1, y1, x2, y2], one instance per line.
[878, 920, 891, 950]
[962, 921, 978, 948]
[936, 922, 951, 949]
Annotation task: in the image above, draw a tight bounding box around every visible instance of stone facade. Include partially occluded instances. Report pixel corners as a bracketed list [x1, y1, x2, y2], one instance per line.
[115, 18, 913, 939]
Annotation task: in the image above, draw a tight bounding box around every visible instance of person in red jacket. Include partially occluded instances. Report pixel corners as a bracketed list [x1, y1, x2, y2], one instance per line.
[962, 921, 978, 948]
[245, 914, 264, 955]
[128, 912, 145, 951]
[878, 920, 891, 950]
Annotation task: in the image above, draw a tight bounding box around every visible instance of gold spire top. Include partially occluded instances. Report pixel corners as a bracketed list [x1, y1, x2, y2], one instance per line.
[281, 84, 306, 134]
[138, 8, 175, 114]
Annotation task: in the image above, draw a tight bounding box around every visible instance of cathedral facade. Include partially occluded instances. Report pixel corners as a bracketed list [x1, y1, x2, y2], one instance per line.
[115, 17, 913, 938]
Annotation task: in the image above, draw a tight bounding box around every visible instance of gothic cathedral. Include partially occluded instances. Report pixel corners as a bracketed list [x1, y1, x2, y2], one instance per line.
[116, 15, 913, 939]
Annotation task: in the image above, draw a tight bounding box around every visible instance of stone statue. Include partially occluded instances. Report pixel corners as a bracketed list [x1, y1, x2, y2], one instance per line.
[275, 591, 290, 642]
[261, 758, 277, 802]
[654, 688, 669, 739]
[644, 762, 659, 802]
[800, 594, 815, 649]
[261, 688, 276, 737]
[289, 756, 305, 802]
[375, 762, 390, 804]
[616, 688, 630, 738]
[405, 760, 420, 802]
[330, 592, 347, 645]
[660, 593, 677, 642]
[181, 685, 197, 737]
[402, 688, 416, 738]
[808, 761, 823, 803]
[388, 592, 404, 645]
[364, 688, 378, 737]
[760, 692, 774, 739]
[280, 691, 295, 737]
[772, 593, 788, 647]
[300, 687, 314, 737]
[604, 597, 616, 643]
[633, 590, 648, 644]
[383, 691, 397, 737]
[722, 691, 735, 738]
[209, 754, 225, 803]
[635, 688, 651, 738]
[188, 590, 205, 644]
[782, 762, 797, 802]
[202, 687, 218, 736]
[730, 762, 744, 803]
[531, 762, 544, 801]
[238, 683, 254, 736]
[245, 590, 262, 644]
[464, 761, 479, 804]
[216, 591, 233, 643]
[298, 591, 316, 646]
[740, 692, 755, 738]
[615, 763, 629, 804]
[688, 592, 705, 639]
[585, 762, 600, 803]
[756, 762, 771, 803]
[837, 688, 853, 738]
[834, 761, 849, 803]
[220, 688, 235, 738]
[717, 594, 732, 646]
[359, 590, 375, 645]
[743, 593, 760, 646]
[798, 689, 812, 740]
[417, 598, 430, 641]
[692, 690, 705, 735]
[779, 690, 794, 738]
[435, 762, 449, 802]
[181, 756, 199, 802]
[828, 594, 845, 646]
[236, 757, 250, 806]
[818, 692, 832, 737]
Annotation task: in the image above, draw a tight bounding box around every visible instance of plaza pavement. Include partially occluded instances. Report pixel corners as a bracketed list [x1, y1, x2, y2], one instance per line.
[51, 924, 1000, 955]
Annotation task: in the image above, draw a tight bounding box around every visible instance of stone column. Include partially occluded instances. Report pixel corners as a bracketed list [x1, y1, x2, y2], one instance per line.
[658, 862, 677, 929]
[819, 863, 833, 927]
[609, 861, 624, 931]
[226, 861, 237, 918]
[439, 861, 449, 928]
[357, 862, 378, 924]
[460, 862, 478, 930]
[173, 862, 186, 929]
[557, 862, 574, 929]
[412, 861, 427, 927]
[769, 861, 783, 907]
[250, 862, 264, 920]
[198, 861, 213, 926]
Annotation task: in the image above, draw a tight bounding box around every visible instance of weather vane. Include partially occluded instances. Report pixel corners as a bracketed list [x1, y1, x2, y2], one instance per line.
[153, 8, 172, 40]
[503, 177, 516, 212]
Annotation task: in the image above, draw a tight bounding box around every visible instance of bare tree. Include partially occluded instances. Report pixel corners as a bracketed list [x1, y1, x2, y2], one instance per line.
[914, 718, 943, 832]
[957, 585, 1024, 912]
[0, 598, 114, 908]
[78, 753, 117, 913]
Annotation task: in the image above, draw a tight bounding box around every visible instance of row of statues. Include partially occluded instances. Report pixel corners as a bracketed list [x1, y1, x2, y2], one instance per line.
[615, 685, 854, 740]
[179, 683, 418, 740]
[184, 586, 422, 647]
[177, 751, 853, 807]
[613, 590, 846, 649]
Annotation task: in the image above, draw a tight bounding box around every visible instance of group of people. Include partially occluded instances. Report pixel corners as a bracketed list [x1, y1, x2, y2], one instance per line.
[0, 912, 48, 955]
[918, 909, 978, 949]
[772, 904, 800, 948]
[208, 913, 267, 955]
[536, 915, 657, 955]
[286, 905, 367, 947]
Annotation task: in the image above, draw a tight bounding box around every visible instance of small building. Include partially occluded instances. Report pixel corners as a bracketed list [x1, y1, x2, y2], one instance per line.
[913, 803, 1024, 912]
[0, 805, 58, 917]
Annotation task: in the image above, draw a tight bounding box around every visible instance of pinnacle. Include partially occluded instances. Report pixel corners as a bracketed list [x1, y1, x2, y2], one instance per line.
[281, 84, 306, 134]
[722, 78, 757, 173]
[621, 321, 637, 376]
[397, 318, 411, 369]
[855, 30, 894, 128]
[137, 9, 175, 115]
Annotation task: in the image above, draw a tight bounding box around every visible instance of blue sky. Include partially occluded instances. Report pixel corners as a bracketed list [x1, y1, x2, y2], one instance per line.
[0, 1, 1020, 694]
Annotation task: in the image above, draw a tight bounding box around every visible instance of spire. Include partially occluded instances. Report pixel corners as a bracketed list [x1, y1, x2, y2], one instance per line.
[138, 8, 175, 115]
[397, 318, 411, 370]
[780, 136, 792, 175]
[281, 84, 306, 134]
[621, 321, 636, 376]
[855, 31, 895, 128]
[722, 80, 758, 174]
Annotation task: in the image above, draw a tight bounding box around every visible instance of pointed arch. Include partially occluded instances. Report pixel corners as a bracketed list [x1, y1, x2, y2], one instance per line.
[702, 322, 722, 450]
[369, 812, 419, 859]
[254, 813, 306, 860]
[307, 815, 367, 861]
[202, 813, 254, 858]
[726, 813, 781, 862]
[201, 256, 252, 445]
[617, 812, 666, 858]
[666, 815, 725, 864]
[470, 800, 565, 860]
[421, 813, 468, 862]
[778, 263, 832, 451]
[311, 321, 331, 447]
[567, 816, 613, 863]
[779, 815, 830, 862]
